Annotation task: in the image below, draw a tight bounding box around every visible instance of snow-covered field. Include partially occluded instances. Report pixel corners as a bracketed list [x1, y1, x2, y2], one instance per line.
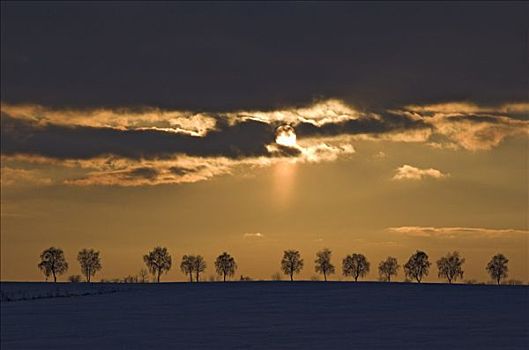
[1, 282, 528, 349]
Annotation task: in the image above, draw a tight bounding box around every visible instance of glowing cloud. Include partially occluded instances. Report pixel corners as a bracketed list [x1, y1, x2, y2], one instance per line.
[243, 232, 264, 239]
[392, 165, 448, 181]
[388, 226, 529, 238]
[1, 99, 527, 187]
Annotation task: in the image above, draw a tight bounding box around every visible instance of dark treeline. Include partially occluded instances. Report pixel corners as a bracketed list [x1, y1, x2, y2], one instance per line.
[37, 247, 515, 285]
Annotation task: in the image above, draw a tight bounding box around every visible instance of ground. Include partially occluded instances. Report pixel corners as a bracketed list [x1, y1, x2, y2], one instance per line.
[1, 282, 528, 349]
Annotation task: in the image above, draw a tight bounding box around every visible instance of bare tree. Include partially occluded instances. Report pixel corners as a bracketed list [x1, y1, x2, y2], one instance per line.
[486, 253, 509, 285]
[37, 247, 68, 282]
[271, 272, 282, 281]
[314, 248, 335, 281]
[123, 275, 138, 283]
[378, 257, 399, 282]
[193, 255, 207, 282]
[281, 250, 304, 281]
[215, 252, 237, 282]
[77, 249, 102, 282]
[138, 269, 149, 283]
[68, 275, 81, 283]
[404, 250, 431, 283]
[143, 246, 172, 283]
[342, 253, 370, 282]
[437, 251, 465, 284]
[180, 255, 195, 282]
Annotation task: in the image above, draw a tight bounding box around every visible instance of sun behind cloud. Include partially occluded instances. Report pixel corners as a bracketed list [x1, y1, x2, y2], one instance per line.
[275, 125, 297, 147]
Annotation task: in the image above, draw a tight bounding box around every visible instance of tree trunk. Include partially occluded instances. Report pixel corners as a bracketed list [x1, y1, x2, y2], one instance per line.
[354, 275, 358, 282]
[52, 271, 57, 283]
[323, 271, 327, 282]
[157, 269, 161, 283]
[388, 274, 391, 282]
[196, 271, 199, 282]
[497, 277, 500, 285]
[189, 272, 193, 282]
[223, 273, 226, 282]
[290, 273, 293, 281]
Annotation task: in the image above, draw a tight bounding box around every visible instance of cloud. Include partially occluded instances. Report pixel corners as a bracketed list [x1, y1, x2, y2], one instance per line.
[0, 100, 429, 163]
[1, 99, 527, 186]
[229, 99, 363, 127]
[373, 151, 386, 159]
[387, 226, 529, 239]
[0, 167, 53, 186]
[243, 232, 264, 239]
[294, 111, 431, 140]
[3, 100, 527, 162]
[403, 102, 529, 116]
[0, 103, 217, 136]
[0, 114, 278, 160]
[63, 156, 234, 186]
[1, 139, 356, 187]
[397, 103, 529, 151]
[392, 165, 448, 180]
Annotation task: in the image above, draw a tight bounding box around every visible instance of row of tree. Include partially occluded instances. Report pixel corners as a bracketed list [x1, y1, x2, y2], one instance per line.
[38, 247, 511, 285]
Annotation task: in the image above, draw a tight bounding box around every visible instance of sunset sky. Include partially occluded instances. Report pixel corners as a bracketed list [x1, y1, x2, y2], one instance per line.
[1, 2, 527, 282]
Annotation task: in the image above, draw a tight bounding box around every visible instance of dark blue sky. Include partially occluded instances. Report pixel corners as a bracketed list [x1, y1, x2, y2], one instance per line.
[1, 2, 527, 111]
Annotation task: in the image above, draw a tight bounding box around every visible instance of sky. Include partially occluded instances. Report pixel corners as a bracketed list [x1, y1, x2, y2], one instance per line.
[1, 2, 528, 282]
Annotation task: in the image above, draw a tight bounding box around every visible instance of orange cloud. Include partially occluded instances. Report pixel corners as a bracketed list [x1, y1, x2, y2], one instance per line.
[388, 226, 529, 239]
[2, 99, 527, 186]
[392, 165, 448, 181]
[0, 167, 53, 186]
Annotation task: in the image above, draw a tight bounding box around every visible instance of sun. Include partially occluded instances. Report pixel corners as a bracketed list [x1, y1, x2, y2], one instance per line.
[275, 125, 297, 147]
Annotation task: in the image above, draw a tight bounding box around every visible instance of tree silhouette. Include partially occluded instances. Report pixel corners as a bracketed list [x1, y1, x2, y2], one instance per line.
[214, 252, 237, 282]
[378, 257, 399, 282]
[138, 269, 149, 283]
[77, 249, 102, 282]
[143, 246, 172, 283]
[123, 275, 138, 283]
[193, 255, 207, 282]
[342, 253, 370, 282]
[314, 248, 335, 281]
[68, 275, 81, 283]
[404, 250, 431, 283]
[486, 253, 509, 285]
[281, 250, 304, 281]
[271, 272, 282, 281]
[37, 247, 68, 282]
[180, 255, 196, 282]
[437, 251, 465, 284]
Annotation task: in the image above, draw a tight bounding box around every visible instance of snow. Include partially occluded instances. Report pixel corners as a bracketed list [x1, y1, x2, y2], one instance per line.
[1, 282, 528, 349]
